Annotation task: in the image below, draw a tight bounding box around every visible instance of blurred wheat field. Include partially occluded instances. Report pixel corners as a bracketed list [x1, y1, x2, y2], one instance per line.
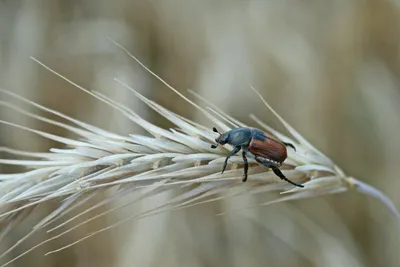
[1, 1, 400, 267]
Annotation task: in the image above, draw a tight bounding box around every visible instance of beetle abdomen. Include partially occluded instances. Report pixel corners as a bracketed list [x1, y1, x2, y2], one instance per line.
[248, 129, 287, 163]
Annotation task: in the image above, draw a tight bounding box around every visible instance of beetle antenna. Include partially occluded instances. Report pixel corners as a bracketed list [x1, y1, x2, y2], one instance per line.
[211, 127, 221, 149]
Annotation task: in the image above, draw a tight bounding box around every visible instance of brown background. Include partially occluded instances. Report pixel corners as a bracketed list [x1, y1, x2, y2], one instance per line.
[1, 1, 400, 267]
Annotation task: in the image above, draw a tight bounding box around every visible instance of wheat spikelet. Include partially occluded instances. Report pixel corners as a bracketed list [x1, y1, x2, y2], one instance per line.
[0, 39, 398, 266]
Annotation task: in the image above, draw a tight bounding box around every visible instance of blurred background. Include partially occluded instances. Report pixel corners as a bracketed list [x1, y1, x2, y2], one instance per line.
[1, 0, 400, 266]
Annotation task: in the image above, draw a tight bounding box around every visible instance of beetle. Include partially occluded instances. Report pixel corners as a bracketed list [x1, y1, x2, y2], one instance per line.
[211, 127, 304, 187]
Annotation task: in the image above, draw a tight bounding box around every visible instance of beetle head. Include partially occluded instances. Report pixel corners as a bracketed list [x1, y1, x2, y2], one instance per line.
[211, 127, 228, 148]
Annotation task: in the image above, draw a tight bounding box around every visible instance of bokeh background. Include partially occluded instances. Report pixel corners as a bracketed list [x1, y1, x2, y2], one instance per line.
[1, 0, 400, 267]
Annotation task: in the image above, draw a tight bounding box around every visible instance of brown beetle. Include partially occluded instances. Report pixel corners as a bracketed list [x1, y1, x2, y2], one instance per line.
[211, 127, 303, 187]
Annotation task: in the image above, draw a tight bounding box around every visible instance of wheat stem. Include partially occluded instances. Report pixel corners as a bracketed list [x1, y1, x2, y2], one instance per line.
[0, 40, 398, 266]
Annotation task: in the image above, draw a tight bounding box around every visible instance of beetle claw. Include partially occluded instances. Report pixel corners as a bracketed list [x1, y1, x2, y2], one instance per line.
[283, 142, 296, 151]
[271, 166, 303, 187]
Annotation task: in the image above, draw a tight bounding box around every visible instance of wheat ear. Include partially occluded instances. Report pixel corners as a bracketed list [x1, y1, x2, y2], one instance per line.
[0, 39, 398, 266]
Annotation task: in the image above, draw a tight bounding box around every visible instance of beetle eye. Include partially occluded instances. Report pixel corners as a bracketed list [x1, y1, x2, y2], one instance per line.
[215, 138, 219, 143]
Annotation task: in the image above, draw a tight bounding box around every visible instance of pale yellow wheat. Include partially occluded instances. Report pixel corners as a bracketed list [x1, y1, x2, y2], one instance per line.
[0, 39, 398, 267]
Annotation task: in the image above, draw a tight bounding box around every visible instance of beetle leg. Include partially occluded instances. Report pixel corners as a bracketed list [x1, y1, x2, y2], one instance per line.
[221, 146, 241, 174]
[283, 142, 296, 151]
[242, 151, 248, 182]
[271, 167, 304, 187]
